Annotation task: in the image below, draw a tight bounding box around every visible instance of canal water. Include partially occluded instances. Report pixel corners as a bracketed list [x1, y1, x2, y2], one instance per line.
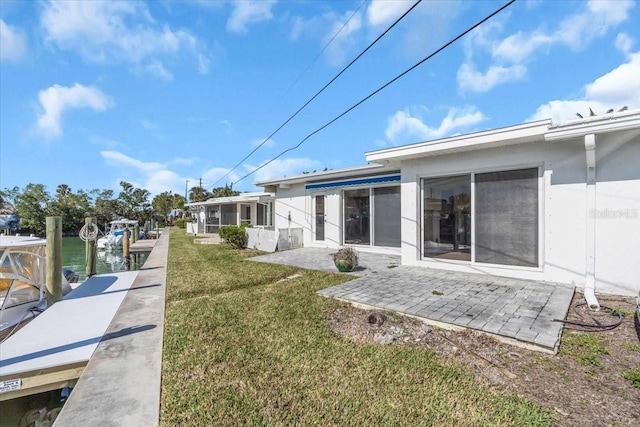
[62, 237, 149, 282]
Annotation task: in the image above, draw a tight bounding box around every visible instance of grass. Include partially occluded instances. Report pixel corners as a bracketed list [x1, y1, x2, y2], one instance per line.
[621, 342, 640, 353]
[559, 332, 610, 366]
[161, 229, 554, 426]
[622, 367, 640, 389]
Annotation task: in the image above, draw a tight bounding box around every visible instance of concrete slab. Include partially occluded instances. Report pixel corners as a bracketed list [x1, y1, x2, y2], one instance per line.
[248, 247, 575, 353]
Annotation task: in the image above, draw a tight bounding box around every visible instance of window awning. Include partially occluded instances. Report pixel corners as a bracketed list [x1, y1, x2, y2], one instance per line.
[305, 174, 400, 191]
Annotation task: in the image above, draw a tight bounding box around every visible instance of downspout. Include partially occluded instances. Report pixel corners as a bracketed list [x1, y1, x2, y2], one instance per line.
[584, 134, 600, 311]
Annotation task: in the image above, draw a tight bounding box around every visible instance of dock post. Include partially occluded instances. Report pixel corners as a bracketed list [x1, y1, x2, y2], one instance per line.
[46, 216, 63, 306]
[85, 217, 97, 277]
[133, 224, 139, 243]
[123, 228, 130, 259]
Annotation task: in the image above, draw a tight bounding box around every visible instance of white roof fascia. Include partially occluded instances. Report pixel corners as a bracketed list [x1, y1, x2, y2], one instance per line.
[254, 164, 396, 187]
[545, 109, 640, 141]
[365, 119, 551, 164]
[185, 192, 274, 207]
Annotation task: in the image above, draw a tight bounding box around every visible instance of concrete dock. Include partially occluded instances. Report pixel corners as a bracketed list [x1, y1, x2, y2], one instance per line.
[55, 229, 168, 425]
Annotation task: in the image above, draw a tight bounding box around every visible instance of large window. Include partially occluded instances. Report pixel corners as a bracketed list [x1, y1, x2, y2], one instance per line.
[475, 169, 538, 267]
[221, 205, 237, 225]
[257, 202, 273, 227]
[343, 186, 401, 248]
[422, 168, 538, 267]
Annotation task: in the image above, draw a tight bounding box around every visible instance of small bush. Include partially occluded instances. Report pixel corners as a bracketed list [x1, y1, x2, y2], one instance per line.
[219, 225, 248, 249]
[175, 218, 188, 229]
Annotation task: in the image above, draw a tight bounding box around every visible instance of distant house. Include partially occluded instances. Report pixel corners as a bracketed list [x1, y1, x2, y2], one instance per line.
[256, 110, 640, 297]
[185, 192, 274, 234]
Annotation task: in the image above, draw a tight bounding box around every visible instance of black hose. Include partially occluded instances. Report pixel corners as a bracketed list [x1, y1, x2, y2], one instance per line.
[553, 303, 623, 331]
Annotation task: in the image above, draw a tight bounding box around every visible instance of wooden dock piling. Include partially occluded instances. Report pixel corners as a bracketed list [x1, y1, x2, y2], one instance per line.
[45, 216, 62, 306]
[85, 217, 97, 278]
[123, 229, 130, 259]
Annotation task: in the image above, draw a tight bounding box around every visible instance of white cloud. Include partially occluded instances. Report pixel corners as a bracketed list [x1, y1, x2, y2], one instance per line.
[226, 0, 277, 34]
[251, 137, 276, 148]
[245, 157, 321, 184]
[220, 119, 232, 133]
[101, 150, 165, 173]
[143, 60, 173, 81]
[528, 52, 640, 122]
[322, 9, 362, 66]
[36, 83, 112, 138]
[100, 150, 186, 196]
[366, 0, 412, 27]
[615, 33, 634, 54]
[457, 63, 526, 93]
[171, 157, 196, 166]
[494, 0, 633, 63]
[202, 167, 240, 186]
[198, 53, 210, 74]
[140, 120, 158, 130]
[385, 107, 486, 143]
[459, 0, 634, 93]
[0, 19, 27, 61]
[40, 1, 202, 75]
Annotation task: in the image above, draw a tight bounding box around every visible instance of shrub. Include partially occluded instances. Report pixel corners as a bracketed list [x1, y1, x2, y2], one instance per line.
[175, 218, 188, 229]
[219, 225, 248, 249]
[331, 246, 359, 272]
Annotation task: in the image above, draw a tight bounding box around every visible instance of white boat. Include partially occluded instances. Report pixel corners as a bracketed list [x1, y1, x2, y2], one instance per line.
[96, 219, 140, 250]
[0, 235, 74, 339]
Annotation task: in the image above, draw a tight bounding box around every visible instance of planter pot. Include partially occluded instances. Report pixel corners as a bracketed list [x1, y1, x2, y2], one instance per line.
[335, 259, 354, 272]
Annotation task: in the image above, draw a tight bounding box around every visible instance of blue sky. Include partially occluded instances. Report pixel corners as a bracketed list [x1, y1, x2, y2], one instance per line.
[1, 0, 639, 197]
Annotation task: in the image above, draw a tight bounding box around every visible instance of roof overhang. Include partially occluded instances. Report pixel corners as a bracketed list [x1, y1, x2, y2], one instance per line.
[254, 164, 397, 188]
[545, 109, 640, 141]
[185, 192, 274, 207]
[366, 119, 551, 164]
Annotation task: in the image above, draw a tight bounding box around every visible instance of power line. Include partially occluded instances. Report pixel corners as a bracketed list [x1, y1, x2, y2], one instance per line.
[231, 0, 517, 187]
[287, 0, 368, 93]
[210, 0, 423, 189]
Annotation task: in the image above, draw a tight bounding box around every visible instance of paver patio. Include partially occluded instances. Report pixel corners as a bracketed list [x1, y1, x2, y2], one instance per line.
[249, 248, 575, 353]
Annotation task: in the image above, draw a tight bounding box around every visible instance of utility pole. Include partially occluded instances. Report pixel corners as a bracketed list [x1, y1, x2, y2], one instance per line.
[199, 177, 202, 189]
[185, 179, 189, 201]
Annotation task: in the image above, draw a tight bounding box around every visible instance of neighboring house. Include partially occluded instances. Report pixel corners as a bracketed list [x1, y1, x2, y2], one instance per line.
[256, 110, 640, 296]
[186, 192, 274, 234]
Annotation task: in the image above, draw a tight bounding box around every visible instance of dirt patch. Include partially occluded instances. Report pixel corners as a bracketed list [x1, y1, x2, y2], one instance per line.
[328, 292, 640, 426]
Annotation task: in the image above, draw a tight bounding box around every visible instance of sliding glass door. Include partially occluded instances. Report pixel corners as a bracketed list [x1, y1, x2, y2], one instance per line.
[344, 189, 370, 245]
[423, 175, 471, 261]
[422, 168, 538, 267]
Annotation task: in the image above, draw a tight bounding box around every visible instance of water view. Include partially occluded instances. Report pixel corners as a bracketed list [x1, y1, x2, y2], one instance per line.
[62, 237, 149, 282]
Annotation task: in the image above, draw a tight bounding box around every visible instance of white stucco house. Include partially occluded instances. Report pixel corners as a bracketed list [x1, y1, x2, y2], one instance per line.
[186, 192, 274, 234]
[256, 110, 640, 297]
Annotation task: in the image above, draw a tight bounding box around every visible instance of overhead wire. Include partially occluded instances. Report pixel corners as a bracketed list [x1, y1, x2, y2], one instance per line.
[231, 0, 517, 187]
[287, 0, 368, 93]
[210, 0, 423, 189]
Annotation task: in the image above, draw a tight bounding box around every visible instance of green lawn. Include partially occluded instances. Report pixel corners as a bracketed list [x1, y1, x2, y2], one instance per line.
[161, 229, 553, 426]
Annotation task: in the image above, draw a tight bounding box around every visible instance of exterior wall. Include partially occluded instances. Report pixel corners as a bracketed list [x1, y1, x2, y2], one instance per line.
[273, 183, 402, 254]
[400, 130, 640, 296]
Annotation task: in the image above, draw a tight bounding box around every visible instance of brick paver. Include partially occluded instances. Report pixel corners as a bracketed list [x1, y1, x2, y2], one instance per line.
[249, 248, 575, 352]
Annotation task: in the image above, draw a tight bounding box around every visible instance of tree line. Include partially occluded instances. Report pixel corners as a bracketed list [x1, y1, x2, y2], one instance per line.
[1, 182, 242, 236]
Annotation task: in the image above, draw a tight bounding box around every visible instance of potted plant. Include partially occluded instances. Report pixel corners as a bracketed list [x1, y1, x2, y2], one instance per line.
[331, 246, 359, 272]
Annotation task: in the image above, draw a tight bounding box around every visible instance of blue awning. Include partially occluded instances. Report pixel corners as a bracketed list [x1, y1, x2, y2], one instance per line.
[305, 174, 400, 190]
